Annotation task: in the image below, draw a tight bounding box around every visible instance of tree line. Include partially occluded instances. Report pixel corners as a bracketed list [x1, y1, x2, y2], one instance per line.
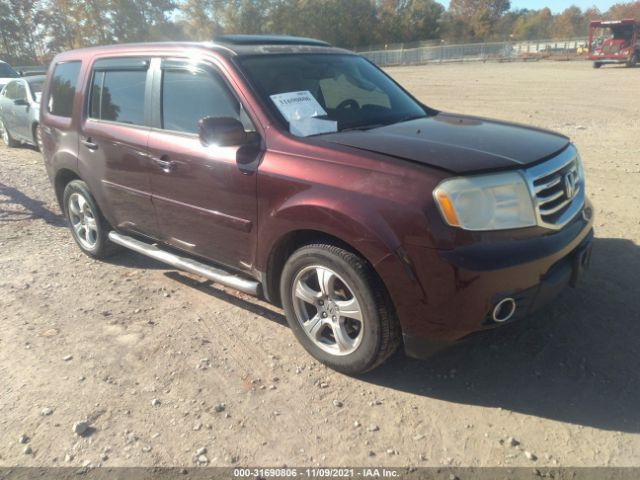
[2, 0, 640, 65]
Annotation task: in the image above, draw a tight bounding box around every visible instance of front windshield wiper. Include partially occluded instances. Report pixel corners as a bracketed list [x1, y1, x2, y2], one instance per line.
[388, 114, 427, 125]
[339, 123, 387, 133]
[340, 115, 427, 133]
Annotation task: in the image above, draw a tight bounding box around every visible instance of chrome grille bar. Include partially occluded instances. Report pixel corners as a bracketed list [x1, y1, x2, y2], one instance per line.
[524, 145, 585, 230]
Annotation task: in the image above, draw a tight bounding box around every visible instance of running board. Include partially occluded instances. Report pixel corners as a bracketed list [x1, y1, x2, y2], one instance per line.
[108, 231, 260, 296]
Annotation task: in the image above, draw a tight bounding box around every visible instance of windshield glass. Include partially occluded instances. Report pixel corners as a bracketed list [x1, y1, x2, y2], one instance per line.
[28, 78, 44, 102]
[239, 54, 426, 136]
[0, 62, 19, 78]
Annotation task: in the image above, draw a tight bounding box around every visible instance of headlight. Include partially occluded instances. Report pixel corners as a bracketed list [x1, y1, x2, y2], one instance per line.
[434, 171, 536, 231]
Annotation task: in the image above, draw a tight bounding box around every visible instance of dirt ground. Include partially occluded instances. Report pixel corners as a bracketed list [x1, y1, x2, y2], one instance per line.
[0, 61, 639, 469]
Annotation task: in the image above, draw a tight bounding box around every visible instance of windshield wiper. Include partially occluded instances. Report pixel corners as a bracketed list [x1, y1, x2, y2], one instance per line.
[389, 114, 427, 125]
[340, 115, 427, 133]
[340, 123, 387, 132]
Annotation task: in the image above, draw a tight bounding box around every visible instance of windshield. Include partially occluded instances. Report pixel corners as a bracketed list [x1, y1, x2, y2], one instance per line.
[592, 25, 635, 49]
[0, 62, 19, 78]
[28, 78, 44, 102]
[239, 54, 427, 136]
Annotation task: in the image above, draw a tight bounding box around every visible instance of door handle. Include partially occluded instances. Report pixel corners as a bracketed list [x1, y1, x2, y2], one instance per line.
[152, 156, 176, 173]
[81, 138, 98, 150]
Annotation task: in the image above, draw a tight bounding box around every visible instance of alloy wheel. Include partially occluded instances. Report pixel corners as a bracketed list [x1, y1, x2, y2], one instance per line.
[291, 265, 365, 356]
[68, 192, 99, 250]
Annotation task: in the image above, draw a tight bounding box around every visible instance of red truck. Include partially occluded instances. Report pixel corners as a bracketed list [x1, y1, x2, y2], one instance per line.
[589, 19, 640, 68]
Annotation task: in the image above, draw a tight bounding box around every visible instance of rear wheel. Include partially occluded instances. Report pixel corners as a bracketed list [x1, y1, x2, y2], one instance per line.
[1, 119, 19, 147]
[280, 243, 400, 374]
[627, 53, 638, 68]
[62, 180, 118, 259]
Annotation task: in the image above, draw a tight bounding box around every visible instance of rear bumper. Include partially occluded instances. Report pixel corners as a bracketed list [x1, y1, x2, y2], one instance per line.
[402, 200, 594, 359]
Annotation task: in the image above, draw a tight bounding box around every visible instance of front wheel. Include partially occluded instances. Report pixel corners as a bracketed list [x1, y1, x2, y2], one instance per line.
[62, 180, 118, 259]
[627, 53, 638, 68]
[1, 119, 19, 147]
[280, 243, 400, 374]
[593, 62, 602, 69]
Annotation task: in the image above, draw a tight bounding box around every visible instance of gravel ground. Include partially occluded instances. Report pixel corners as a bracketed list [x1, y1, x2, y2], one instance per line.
[0, 60, 639, 468]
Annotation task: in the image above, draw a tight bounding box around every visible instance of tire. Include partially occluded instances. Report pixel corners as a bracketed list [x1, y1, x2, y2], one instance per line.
[627, 53, 638, 68]
[33, 123, 42, 152]
[62, 180, 119, 259]
[280, 243, 400, 374]
[1, 119, 19, 147]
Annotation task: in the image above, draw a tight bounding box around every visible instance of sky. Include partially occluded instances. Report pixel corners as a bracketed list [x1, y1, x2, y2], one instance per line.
[435, 1, 619, 13]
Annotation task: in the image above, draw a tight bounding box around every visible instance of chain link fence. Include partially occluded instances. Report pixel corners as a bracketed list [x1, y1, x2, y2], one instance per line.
[358, 38, 589, 67]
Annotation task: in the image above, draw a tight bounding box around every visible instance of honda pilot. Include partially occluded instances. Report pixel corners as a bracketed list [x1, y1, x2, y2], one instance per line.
[41, 36, 594, 374]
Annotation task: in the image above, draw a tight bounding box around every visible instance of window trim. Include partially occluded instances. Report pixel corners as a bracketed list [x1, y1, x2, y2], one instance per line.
[46, 60, 82, 119]
[149, 56, 258, 138]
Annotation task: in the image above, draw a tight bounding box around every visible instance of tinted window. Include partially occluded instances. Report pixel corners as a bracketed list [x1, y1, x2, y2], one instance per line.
[89, 70, 146, 125]
[161, 68, 247, 134]
[47, 62, 81, 117]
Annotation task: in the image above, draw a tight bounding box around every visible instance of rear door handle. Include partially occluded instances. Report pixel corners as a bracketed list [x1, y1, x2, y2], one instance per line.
[81, 138, 98, 150]
[152, 156, 176, 173]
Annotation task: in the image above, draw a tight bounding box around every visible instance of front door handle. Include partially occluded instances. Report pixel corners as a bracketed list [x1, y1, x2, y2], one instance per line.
[152, 156, 176, 173]
[81, 138, 98, 150]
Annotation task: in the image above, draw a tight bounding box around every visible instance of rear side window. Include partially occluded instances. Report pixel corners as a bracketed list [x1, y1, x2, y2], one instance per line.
[89, 70, 146, 125]
[47, 61, 81, 117]
[161, 68, 245, 134]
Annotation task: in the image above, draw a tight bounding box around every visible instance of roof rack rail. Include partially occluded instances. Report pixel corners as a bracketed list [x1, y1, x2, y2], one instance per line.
[214, 35, 330, 47]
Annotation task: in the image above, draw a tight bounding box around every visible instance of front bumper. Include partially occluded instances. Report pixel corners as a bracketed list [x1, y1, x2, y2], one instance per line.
[402, 200, 594, 359]
[589, 55, 630, 64]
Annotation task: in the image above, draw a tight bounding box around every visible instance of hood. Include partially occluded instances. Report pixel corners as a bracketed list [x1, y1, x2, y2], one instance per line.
[318, 113, 570, 174]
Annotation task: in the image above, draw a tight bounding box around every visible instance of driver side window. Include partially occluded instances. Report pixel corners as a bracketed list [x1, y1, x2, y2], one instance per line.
[161, 67, 254, 134]
[15, 82, 27, 100]
[5, 81, 18, 100]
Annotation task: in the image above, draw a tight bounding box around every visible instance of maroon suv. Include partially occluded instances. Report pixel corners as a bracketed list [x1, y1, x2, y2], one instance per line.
[41, 36, 594, 374]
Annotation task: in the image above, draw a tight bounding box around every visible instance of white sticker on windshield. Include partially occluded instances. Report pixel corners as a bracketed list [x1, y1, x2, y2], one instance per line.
[290, 117, 338, 137]
[270, 90, 327, 122]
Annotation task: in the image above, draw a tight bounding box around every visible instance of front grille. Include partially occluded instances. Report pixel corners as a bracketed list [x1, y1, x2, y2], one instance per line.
[525, 146, 584, 229]
[603, 44, 620, 54]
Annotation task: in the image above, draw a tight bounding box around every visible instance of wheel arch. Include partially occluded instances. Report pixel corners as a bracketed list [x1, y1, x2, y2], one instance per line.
[264, 229, 361, 305]
[53, 168, 82, 210]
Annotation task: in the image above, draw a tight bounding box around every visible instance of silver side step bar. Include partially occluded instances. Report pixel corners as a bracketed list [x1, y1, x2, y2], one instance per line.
[108, 231, 260, 296]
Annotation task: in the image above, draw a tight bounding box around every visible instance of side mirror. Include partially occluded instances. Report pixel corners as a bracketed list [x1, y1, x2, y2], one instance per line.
[198, 116, 246, 147]
[14, 98, 28, 106]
